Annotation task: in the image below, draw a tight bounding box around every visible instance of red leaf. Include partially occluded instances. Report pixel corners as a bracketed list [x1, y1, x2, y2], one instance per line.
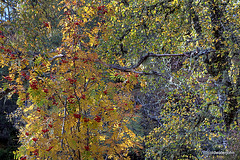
[83, 118, 89, 122]
[21, 71, 26, 77]
[10, 53, 16, 59]
[81, 94, 86, 100]
[69, 95, 75, 99]
[73, 114, 81, 119]
[73, 56, 79, 60]
[33, 149, 38, 155]
[94, 115, 101, 122]
[43, 88, 48, 93]
[30, 80, 38, 90]
[6, 49, 11, 53]
[4, 76, 12, 81]
[84, 145, 90, 151]
[46, 146, 53, 151]
[53, 101, 58, 105]
[103, 90, 107, 95]
[32, 138, 38, 142]
[67, 78, 77, 84]
[61, 59, 68, 63]
[42, 129, 49, 133]
[43, 21, 49, 27]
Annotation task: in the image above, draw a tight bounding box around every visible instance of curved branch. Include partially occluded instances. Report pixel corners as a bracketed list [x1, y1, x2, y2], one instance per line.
[49, 49, 215, 77]
[49, 54, 64, 61]
[97, 48, 216, 76]
[96, 53, 185, 78]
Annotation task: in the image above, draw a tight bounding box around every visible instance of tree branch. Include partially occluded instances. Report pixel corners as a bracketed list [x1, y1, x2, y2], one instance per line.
[0, 87, 16, 100]
[49, 48, 215, 77]
[49, 54, 64, 61]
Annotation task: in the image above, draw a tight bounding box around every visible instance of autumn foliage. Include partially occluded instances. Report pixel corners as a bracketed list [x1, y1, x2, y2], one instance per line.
[0, 0, 239, 159]
[0, 0, 139, 159]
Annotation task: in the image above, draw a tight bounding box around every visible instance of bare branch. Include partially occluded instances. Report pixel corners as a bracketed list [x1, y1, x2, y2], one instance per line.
[49, 54, 64, 61]
[0, 87, 16, 100]
[96, 48, 216, 76]
[49, 48, 215, 77]
[96, 52, 185, 77]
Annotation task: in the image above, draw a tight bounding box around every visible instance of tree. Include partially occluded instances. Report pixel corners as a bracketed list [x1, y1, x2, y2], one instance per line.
[89, 0, 239, 159]
[102, 0, 238, 159]
[1, 0, 137, 159]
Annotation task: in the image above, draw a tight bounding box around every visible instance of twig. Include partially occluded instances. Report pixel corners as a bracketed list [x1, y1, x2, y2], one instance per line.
[61, 98, 67, 148]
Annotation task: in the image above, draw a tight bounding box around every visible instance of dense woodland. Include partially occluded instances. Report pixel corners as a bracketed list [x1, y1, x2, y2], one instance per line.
[0, 0, 239, 159]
